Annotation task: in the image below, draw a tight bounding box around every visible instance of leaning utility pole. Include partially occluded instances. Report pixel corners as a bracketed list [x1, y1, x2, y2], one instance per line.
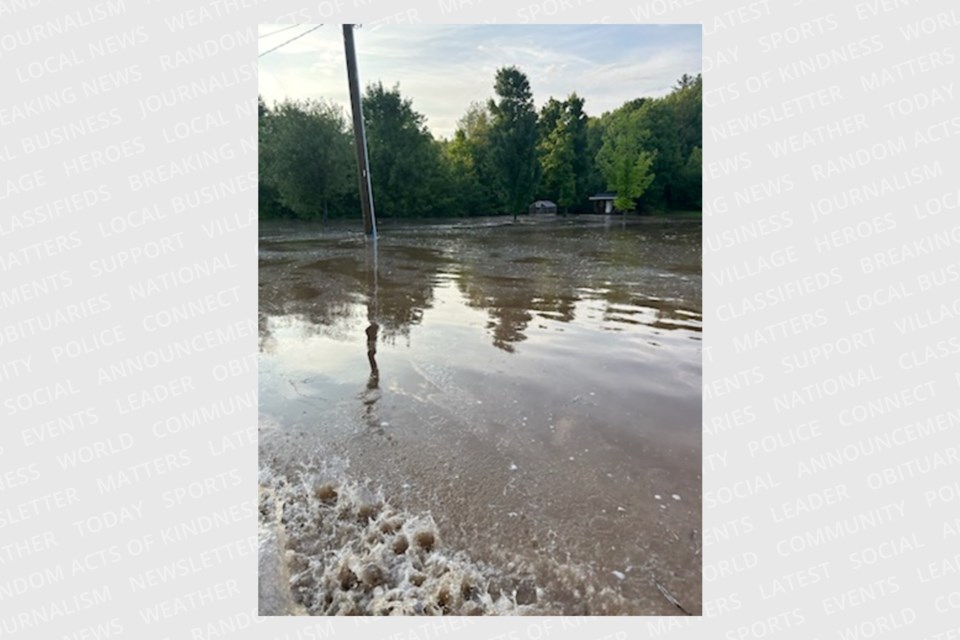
[343, 24, 377, 238]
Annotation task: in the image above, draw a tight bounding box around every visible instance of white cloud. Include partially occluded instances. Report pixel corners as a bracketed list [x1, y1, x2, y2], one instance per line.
[258, 25, 701, 138]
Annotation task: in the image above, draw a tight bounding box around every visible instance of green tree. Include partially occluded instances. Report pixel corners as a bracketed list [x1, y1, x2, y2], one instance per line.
[258, 70, 702, 222]
[259, 98, 354, 220]
[363, 82, 445, 218]
[674, 73, 697, 90]
[566, 93, 590, 208]
[632, 74, 701, 210]
[596, 109, 656, 212]
[448, 101, 500, 215]
[487, 67, 539, 220]
[537, 93, 589, 212]
[663, 73, 702, 208]
[443, 130, 477, 214]
[634, 99, 679, 208]
[257, 96, 289, 219]
[538, 97, 565, 141]
[678, 146, 702, 209]
[584, 115, 607, 199]
[538, 116, 576, 211]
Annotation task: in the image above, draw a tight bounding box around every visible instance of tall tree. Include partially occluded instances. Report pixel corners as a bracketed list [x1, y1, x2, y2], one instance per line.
[487, 67, 539, 220]
[538, 93, 589, 211]
[538, 114, 576, 211]
[446, 102, 498, 215]
[634, 99, 679, 208]
[538, 97, 565, 141]
[363, 82, 445, 218]
[634, 74, 702, 209]
[583, 115, 607, 200]
[566, 93, 590, 208]
[664, 73, 702, 208]
[596, 109, 656, 212]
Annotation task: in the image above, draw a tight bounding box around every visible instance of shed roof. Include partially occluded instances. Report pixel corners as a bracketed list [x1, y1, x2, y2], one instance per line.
[588, 192, 617, 201]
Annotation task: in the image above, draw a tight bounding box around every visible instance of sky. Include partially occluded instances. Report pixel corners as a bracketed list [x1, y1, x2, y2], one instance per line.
[258, 24, 702, 140]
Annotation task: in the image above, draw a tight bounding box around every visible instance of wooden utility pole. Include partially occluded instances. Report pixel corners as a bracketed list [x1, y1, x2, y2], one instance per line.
[343, 24, 377, 238]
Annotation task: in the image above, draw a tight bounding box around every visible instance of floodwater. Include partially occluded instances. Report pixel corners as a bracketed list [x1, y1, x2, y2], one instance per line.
[258, 216, 702, 616]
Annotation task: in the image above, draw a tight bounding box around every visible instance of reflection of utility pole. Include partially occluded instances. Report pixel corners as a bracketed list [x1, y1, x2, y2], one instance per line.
[365, 240, 380, 389]
[365, 322, 379, 387]
[343, 24, 377, 238]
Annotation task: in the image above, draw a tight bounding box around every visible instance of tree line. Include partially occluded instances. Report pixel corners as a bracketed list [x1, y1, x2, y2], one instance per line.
[259, 68, 701, 220]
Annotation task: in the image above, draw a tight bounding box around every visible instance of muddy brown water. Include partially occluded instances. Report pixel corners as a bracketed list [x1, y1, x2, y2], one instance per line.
[258, 216, 702, 616]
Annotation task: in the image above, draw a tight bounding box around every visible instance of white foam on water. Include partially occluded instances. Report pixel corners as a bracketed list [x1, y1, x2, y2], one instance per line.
[258, 461, 538, 615]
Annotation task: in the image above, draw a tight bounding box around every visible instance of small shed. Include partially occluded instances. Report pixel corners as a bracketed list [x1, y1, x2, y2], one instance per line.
[528, 200, 557, 215]
[589, 192, 617, 214]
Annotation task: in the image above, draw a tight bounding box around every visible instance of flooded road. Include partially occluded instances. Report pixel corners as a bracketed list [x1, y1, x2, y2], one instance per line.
[258, 216, 702, 615]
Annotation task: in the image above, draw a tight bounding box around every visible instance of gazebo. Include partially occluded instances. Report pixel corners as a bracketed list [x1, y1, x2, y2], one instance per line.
[589, 192, 617, 214]
[528, 200, 558, 215]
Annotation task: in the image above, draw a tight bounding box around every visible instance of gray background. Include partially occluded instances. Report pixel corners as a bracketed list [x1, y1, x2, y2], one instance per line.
[1, 0, 958, 638]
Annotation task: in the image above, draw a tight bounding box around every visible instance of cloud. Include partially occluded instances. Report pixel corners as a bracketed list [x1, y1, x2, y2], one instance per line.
[258, 25, 701, 139]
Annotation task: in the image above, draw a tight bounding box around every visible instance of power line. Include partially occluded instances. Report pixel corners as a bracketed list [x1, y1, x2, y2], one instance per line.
[258, 24, 323, 58]
[259, 24, 302, 39]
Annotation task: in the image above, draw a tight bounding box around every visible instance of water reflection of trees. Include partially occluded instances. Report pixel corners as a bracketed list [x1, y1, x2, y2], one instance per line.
[457, 269, 580, 353]
[454, 227, 701, 351]
[258, 244, 442, 347]
[600, 284, 703, 333]
[258, 224, 702, 354]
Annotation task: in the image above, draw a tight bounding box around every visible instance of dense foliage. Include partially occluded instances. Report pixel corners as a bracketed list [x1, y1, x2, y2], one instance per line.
[258, 70, 701, 220]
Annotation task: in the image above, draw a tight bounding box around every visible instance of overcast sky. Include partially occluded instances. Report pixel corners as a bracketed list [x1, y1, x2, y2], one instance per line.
[258, 24, 702, 140]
